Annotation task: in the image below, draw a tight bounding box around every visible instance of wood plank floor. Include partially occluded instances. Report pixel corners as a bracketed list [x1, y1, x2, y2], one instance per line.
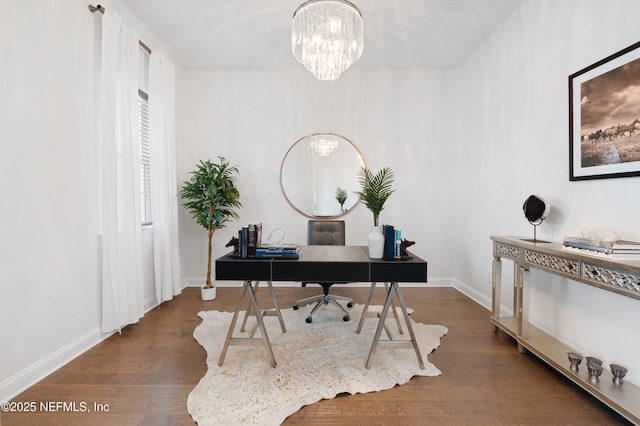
[2, 286, 630, 425]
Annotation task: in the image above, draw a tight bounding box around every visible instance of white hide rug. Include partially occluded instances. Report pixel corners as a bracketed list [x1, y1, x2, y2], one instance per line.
[187, 304, 448, 425]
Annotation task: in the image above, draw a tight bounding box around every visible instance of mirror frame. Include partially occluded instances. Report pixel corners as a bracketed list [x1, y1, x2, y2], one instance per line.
[279, 132, 366, 219]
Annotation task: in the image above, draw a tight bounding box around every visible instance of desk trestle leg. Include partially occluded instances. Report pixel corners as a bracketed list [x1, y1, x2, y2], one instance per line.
[356, 282, 403, 336]
[218, 280, 281, 368]
[365, 282, 425, 370]
[239, 281, 286, 337]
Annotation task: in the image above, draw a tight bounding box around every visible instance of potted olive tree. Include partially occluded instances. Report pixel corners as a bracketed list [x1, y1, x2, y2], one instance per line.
[354, 166, 395, 258]
[178, 157, 241, 300]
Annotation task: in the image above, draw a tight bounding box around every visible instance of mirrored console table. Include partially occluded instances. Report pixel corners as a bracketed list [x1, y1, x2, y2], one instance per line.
[490, 236, 640, 424]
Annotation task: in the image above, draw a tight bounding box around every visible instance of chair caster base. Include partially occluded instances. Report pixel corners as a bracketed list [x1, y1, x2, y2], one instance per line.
[347, 301, 353, 308]
[343, 315, 350, 321]
[293, 304, 299, 310]
[305, 316, 312, 323]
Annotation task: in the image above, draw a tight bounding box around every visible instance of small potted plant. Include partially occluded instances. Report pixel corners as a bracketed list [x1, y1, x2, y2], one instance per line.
[178, 157, 241, 300]
[354, 166, 395, 258]
[336, 187, 348, 212]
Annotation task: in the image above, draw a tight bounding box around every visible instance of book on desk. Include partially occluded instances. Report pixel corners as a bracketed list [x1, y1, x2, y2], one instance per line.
[254, 246, 300, 259]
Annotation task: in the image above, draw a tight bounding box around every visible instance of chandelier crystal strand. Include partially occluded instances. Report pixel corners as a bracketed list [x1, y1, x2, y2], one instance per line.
[292, 0, 363, 81]
[310, 136, 338, 156]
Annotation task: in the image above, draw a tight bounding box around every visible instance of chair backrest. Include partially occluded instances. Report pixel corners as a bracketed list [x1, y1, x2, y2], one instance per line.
[307, 220, 345, 246]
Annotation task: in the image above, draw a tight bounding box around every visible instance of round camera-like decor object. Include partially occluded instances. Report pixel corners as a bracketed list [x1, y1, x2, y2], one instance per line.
[523, 195, 549, 225]
[522, 195, 550, 243]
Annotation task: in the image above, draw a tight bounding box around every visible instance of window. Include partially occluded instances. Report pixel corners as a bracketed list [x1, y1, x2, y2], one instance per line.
[139, 43, 151, 225]
[139, 90, 151, 225]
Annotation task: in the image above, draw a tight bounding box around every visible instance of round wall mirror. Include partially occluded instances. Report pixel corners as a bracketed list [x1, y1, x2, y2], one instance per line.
[280, 133, 366, 218]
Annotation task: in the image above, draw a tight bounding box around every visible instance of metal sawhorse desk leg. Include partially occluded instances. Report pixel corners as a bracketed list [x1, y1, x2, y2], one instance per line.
[356, 281, 404, 337]
[218, 280, 286, 368]
[362, 281, 425, 370]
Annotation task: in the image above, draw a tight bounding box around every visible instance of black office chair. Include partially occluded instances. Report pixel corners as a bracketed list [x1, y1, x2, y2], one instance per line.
[293, 220, 353, 323]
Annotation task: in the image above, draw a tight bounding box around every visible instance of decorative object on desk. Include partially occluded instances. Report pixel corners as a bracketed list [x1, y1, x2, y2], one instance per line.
[265, 227, 286, 246]
[367, 226, 385, 259]
[567, 352, 583, 371]
[225, 236, 239, 256]
[178, 157, 241, 300]
[355, 166, 395, 258]
[336, 187, 348, 212]
[355, 166, 395, 226]
[400, 239, 415, 261]
[188, 304, 447, 426]
[521, 194, 550, 243]
[610, 364, 628, 384]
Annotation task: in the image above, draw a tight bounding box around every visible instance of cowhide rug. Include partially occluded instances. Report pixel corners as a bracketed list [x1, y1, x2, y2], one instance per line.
[187, 303, 447, 425]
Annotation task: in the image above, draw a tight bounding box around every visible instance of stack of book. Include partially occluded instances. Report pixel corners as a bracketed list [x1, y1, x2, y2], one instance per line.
[562, 237, 640, 258]
[238, 223, 262, 258]
[255, 245, 300, 259]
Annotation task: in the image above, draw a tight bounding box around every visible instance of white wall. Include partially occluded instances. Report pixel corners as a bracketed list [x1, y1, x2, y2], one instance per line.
[0, 0, 166, 402]
[0, 0, 101, 399]
[451, 0, 640, 386]
[176, 69, 456, 286]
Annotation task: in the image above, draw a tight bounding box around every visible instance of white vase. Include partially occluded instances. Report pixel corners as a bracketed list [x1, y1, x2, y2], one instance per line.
[368, 225, 385, 259]
[201, 286, 217, 301]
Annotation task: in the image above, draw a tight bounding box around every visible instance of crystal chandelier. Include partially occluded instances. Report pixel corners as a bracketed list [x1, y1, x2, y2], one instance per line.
[292, 0, 364, 81]
[310, 136, 338, 156]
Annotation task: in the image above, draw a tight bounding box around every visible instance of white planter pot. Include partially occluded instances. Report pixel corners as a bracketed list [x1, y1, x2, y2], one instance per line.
[368, 225, 385, 259]
[201, 286, 217, 301]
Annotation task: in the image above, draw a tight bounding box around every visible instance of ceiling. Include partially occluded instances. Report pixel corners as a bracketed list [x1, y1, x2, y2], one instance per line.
[119, 0, 523, 70]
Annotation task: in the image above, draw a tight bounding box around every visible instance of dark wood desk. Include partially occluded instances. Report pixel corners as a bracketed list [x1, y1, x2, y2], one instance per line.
[215, 245, 428, 369]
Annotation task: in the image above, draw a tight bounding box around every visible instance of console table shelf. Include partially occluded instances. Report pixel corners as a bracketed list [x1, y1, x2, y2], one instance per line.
[490, 236, 640, 424]
[490, 315, 517, 339]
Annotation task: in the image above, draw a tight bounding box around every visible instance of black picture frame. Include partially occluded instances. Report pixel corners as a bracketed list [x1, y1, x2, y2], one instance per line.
[569, 40, 640, 181]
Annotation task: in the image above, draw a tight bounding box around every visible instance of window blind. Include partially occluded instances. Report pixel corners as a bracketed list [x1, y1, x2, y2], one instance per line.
[139, 91, 152, 225]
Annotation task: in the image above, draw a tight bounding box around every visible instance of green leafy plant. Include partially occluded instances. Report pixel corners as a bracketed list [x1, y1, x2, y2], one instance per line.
[354, 166, 395, 226]
[336, 187, 348, 211]
[178, 157, 241, 289]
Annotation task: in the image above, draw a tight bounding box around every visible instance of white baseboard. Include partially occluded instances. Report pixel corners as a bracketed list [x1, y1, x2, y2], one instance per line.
[0, 327, 113, 403]
[0, 298, 162, 403]
[451, 278, 514, 317]
[451, 278, 493, 311]
[182, 276, 205, 287]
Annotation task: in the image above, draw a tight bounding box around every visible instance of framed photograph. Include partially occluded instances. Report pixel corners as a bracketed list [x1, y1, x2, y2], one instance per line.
[569, 41, 640, 181]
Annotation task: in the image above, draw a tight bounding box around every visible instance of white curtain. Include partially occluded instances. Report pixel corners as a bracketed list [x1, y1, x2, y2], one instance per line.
[98, 12, 145, 333]
[149, 53, 182, 303]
